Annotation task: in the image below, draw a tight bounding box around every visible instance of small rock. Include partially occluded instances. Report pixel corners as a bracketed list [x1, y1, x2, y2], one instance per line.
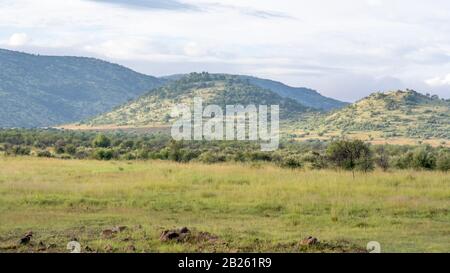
[19, 231, 33, 245]
[300, 236, 319, 246]
[101, 229, 114, 238]
[126, 245, 136, 252]
[179, 227, 190, 234]
[38, 241, 46, 251]
[160, 230, 181, 241]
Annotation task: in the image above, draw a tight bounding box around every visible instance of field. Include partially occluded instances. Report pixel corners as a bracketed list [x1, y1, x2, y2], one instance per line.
[0, 157, 449, 253]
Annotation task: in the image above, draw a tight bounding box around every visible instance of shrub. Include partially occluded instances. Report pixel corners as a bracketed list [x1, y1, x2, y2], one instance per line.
[92, 148, 115, 160]
[37, 150, 53, 158]
[375, 146, 390, 171]
[412, 147, 436, 170]
[92, 134, 111, 148]
[280, 155, 302, 169]
[436, 152, 450, 172]
[198, 151, 226, 164]
[6, 145, 31, 156]
[326, 140, 374, 173]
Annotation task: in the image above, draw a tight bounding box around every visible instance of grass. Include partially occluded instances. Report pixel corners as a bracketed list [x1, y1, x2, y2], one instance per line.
[0, 157, 449, 253]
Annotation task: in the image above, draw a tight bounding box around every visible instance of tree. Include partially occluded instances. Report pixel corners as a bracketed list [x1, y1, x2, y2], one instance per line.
[412, 147, 436, 170]
[436, 152, 450, 172]
[326, 140, 374, 177]
[375, 146, 390, 171]
[92, 134, 111, 148]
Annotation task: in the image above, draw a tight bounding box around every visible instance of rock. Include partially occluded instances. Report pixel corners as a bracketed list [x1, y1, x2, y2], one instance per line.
[300, 236, 319, 246]
[160, 230, 181, 242]
[38, 241, 46, 251]
[126, 245, 136, 252]
[101, 229, 115, 238]
[84, 246, 93, 252]
[159, 227, 220, 244]
[179, 227, 190, 234]
[19, 231, 33, 245]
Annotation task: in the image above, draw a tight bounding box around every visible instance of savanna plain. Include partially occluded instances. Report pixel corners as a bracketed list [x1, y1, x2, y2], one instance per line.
[0, 157, 448, 253]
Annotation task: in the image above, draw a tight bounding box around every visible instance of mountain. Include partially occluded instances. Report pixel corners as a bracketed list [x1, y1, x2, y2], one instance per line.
[161, 74, 347, 111]
[0, 48, 164, 128]
[299, 90, 450, 140]
[85, 72, 312, 126]
[237, 76, 348, 110]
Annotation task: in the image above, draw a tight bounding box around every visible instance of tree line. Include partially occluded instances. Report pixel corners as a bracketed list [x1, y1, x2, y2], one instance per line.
[0, 129, 449, 172]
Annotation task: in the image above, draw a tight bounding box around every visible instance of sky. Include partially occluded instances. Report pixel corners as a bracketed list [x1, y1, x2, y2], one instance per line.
[0, 0, 449, 102]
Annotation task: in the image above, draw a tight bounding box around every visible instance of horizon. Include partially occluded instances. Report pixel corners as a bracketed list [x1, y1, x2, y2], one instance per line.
[1, 0, 450, 102]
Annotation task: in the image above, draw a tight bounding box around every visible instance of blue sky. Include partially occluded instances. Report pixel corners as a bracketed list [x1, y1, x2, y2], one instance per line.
[0, 0, 449, 101]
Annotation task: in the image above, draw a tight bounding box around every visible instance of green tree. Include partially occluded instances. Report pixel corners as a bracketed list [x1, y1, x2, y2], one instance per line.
[412, 147, 436, 170]
[375, 146, 390, 171]
[436, 152, 450, 172]
[92, 134, 111, 148]
[326, 140, 374, 177]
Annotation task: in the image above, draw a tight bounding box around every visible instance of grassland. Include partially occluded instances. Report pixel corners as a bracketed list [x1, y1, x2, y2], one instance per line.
[0, 157, 449, 253]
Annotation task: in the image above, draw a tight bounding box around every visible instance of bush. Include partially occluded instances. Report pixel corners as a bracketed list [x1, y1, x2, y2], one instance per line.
[436, 152, 450, 172]
[375, 146, 390, 171]
[198, 151, 226, 164]
[411, 147, 436, 170]
[326, 140, 374, 173]
[6, 145, 31, 156]
[92, 148, 116, 160]
[92, 134, 111, 148]
[280, 155, 302, 169]
[37, 150, 53, 158]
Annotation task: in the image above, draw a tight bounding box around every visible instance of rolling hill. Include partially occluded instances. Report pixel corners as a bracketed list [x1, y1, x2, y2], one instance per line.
[84, 72, 312, 126]
[0, 48, 164, 128]
[162, 74, 347, 111]
[296, 90, 450, 141]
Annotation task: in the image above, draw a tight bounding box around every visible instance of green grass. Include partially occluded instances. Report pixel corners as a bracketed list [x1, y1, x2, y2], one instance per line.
[0, 157, 449, 253]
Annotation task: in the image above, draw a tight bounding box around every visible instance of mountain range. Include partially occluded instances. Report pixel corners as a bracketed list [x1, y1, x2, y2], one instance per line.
[1, 48, 448, 144]
[0, 48, 345, 128]
[0, 48, 164, 128]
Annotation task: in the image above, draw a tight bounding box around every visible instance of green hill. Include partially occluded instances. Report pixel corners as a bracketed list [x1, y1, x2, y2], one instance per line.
[0, 48, 164, 128]
[298, 90, 450, 140]
[162, 74, 347, 111]
[238, 75, 348, 110]
[85, 72, 312, 126]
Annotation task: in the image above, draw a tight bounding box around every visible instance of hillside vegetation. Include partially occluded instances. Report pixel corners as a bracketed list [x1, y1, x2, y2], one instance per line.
[163, 74, 347, 111]
[85, 72, 312, 126]
[294, 90, 450, 142]
[0, 49, 163, 128]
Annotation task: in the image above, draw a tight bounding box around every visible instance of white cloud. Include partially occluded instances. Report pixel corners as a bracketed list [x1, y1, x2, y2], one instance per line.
[1, 0, 450, 100]
[7, 33, 29, 46]
[425, 74, 450, 87]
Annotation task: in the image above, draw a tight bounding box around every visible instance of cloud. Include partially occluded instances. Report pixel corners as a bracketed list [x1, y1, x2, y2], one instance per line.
[7, 33, 29, 46]
[85, 0, 197, 11]
[1, 0, 450, 100]
[203, 3, 293, 19]
[425, 74, 450, 87]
